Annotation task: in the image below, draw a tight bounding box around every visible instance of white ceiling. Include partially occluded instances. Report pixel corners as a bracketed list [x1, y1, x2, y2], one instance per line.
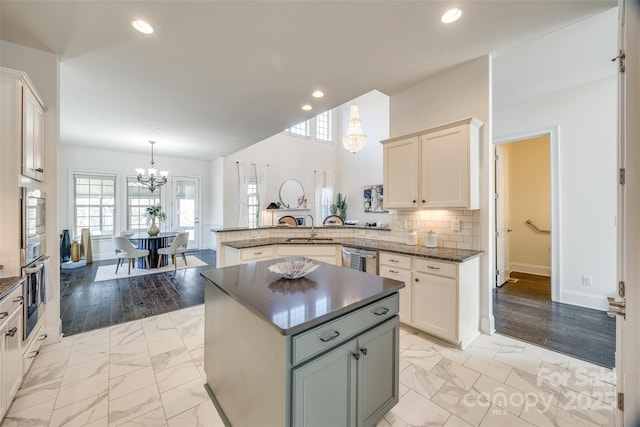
[0, 0, 615, 160]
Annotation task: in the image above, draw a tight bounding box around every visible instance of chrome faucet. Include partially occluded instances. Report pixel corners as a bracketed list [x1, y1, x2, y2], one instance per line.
[304, 215, 317, 237]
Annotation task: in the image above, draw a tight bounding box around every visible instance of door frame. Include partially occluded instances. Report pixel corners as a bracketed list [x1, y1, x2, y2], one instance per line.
[494, 126, 560, 301]
[169, 175, 202, 250]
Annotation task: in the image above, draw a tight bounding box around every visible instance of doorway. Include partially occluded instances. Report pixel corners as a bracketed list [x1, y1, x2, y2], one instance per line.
[495, 134, 552, 293]
[170, 176, 201, 250]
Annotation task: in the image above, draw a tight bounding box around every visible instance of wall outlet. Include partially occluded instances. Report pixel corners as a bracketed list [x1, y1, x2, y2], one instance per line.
[451, 219, 461, 231]
[401, 219, 408, 230]
[582, 274, 593, 287]
[412, 220, 419, 229]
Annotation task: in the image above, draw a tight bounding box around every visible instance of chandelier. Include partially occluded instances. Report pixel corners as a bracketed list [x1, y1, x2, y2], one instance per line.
[136, 140, 168, 193]
[343, 104, 367, 154]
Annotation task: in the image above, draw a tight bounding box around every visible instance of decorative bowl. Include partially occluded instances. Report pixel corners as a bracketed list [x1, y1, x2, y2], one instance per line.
[268, 258, 319, 279]
[120, 230, 135, 237]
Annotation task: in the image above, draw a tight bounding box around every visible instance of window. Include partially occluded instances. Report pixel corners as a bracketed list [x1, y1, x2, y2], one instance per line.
[247, 175, 260, 228]
[126, 178, 160, 231]
[286, 120, 309, 137]
[74, 174, 116, 237]
[316, 111, 331, 141]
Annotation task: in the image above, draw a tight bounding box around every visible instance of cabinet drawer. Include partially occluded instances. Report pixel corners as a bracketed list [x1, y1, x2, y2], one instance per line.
[379, 265, 411, 283]
[240, 246, 276, 262]
[22, 324, 47, 374]
[292, 293, 399, 365]
[379, 252, 411, 269]
[413, 258, 457, 278]
[0, 284, 23, 319]
[278, 245, 337, 257]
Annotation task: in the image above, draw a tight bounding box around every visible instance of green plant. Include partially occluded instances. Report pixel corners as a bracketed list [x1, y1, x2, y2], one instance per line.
[145, 204, 167, 222]
[330, 193, 348, 221]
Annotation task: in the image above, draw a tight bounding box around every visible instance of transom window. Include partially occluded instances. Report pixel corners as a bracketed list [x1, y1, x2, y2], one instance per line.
[74, 174, 116, 237]
[126, 178, 160, 231]
[286, 121, 309, 137]
[316, 111, 331, 141]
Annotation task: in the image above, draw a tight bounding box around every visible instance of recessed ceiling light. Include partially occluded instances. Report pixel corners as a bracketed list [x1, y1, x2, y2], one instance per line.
[132, 20, 154, 34]
[441, 8, 462, 24]
[312, 90, 324, 98]
[302, 104, 312, 111]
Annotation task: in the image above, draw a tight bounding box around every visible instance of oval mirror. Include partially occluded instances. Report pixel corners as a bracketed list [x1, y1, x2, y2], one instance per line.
[279, 179, 305, 209]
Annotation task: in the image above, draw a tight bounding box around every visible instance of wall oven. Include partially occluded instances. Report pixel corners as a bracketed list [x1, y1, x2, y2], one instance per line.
[21, 186, 47, 341]
[21, 186, 46, 267]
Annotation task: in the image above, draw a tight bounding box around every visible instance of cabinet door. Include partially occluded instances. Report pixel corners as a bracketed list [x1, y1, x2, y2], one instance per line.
[22, 86, 46, 181]
[379, 265, 412, 324]
[412, 271, 458, 343]
[420, 124, 468, 209]
[383, 137, 419, 209]
[357, 317, 399, 427]
[2, 308, 23, 412]
[292, 341, 357, 427]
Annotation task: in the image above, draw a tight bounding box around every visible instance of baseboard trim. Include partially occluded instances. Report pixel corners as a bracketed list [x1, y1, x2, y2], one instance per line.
[559, 290, 609, 311]
[509, 263, 551, 277]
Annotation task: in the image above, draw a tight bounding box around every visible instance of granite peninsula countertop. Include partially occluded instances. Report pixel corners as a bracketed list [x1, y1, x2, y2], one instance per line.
[222, 237, 483, 263]
[0, 276, 24, 300]
[201, 260, 404, 335]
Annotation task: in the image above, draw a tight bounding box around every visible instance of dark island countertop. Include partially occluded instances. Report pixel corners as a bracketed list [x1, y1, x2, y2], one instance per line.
[0, 276, 24, 300]
[201, 259, 404, 336]
[222, 237, 483, 263]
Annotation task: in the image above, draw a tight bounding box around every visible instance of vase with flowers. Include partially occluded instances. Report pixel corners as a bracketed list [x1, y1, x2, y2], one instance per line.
[145, 204, 167, 236]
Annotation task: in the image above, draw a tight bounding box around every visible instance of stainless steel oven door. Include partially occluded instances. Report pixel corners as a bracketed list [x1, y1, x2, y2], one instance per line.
[21, 187, 46, 266]
[23, 258, 45, 340]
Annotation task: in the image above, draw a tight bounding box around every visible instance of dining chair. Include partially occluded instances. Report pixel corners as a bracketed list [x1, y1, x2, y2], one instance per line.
[157, 231, 190, 270]
[112, 236, 150, 274]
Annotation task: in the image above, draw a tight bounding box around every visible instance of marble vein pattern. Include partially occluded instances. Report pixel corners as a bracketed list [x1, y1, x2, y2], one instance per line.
[2, 306, 616, 427]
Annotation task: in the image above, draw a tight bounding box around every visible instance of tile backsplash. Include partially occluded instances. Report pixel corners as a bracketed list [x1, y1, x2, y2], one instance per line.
[389, 209, 480, 250]
[216, 209, 480, 251]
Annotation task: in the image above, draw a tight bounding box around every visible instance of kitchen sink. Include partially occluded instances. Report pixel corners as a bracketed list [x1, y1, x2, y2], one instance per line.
[285, 237, 334, 243]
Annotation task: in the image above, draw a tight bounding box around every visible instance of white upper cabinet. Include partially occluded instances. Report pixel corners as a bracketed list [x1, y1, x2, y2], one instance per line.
[382, 136, 420, 209]
[382, 118, 483, 210]
[22, 85, 46, 181]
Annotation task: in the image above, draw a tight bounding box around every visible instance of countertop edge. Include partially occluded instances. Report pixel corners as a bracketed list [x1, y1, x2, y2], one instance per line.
[0, 276, 25, 301]
[200, 268, 404, 336]
[221, 238, 484, 263]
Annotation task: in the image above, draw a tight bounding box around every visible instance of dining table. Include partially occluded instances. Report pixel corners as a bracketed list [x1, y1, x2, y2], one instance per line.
[127, 232, 179, 269]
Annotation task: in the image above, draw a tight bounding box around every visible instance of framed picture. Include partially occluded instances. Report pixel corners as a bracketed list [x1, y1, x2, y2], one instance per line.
[364, 185, 386, 213]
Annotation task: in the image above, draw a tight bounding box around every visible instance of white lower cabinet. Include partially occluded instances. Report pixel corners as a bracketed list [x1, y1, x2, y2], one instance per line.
[412, 270, 457, 343]
[292, 316, 399, 427]
[0, 285, 24, 419]
[278, 245, 340, 265]
[379, 253, 412, 324]
[379, 252, 480, 348]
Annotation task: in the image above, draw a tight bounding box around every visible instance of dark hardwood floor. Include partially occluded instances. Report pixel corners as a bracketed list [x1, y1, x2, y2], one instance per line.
[494, 272, 616, 368]
[59, 249, 216, 336]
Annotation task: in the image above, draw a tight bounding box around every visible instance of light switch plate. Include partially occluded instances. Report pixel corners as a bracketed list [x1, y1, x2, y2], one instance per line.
[451, 219, 461, 231]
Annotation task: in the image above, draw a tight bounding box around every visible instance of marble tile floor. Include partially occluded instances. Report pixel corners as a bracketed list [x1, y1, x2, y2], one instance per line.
[1, 305, 616, 427]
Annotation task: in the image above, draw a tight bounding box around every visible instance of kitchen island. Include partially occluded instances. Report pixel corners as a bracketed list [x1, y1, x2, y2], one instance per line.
[201, 258, 404, 427]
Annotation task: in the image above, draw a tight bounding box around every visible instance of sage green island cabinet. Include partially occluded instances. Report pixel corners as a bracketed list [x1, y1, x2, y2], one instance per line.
[201, 259, 404, 427]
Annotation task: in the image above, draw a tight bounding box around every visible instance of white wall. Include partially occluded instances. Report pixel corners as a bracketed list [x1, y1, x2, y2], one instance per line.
[58, 145, 214, 259]
[494, 77, 617, 310]
[336, 90, 390, 225]
[389, 56, 493, 332]
[493, 8, 618, 311]
[217, 90, 390, 229]
[0, 40, 61, 342]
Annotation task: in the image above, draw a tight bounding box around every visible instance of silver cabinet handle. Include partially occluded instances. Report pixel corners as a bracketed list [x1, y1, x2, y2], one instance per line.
[0, 312, 8, 320]
[352, 352, 360, 361]
[427, 266, 441, 270]
[389, 259, 399, 263]
[28, 350, 40, 358]
[6, 327, 17, 337]
[254, 252, 263, 255]
[389, 270, 399, 274]
[360, 348, 368, 356]
[319, 330, 340, 342]
[373, 307, 389, 316]
[38, 333, 48, 341]
[12, 296, 23, 303]
[35, 168, 44, 173]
